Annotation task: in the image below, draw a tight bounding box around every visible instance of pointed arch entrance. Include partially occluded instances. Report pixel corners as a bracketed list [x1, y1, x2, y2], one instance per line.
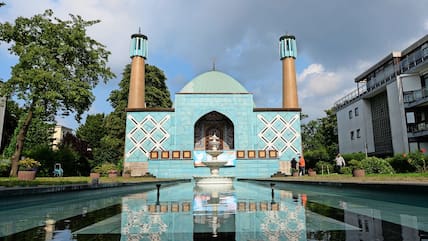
[194, 111, 234, 150]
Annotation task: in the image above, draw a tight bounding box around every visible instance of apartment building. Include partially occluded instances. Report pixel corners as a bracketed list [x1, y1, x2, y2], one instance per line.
[51, 125, 73, 150]
[334, 34, 428, 156]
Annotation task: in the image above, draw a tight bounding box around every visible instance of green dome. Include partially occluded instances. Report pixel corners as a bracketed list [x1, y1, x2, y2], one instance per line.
[179, 71, 249, 93]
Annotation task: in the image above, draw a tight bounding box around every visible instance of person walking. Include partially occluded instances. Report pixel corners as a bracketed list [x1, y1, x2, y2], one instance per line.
[298, 155, 305, 176]
[291, 157, 297, 169]
[335, 153, 346, 173]
[290, 157, 298, 176]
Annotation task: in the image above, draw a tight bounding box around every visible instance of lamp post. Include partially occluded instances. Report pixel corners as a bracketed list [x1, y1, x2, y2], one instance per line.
[270, 183, 276, 205]
[156, 184, 161, 206]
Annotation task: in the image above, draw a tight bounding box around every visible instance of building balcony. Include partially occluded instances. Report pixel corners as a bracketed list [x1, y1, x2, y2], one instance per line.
[334, 73, 398, 111]
[333, 83, 367, 110]
[400, 47, 428, 74]
[403, 87, 428, 108]
[407, 121, 428, 138]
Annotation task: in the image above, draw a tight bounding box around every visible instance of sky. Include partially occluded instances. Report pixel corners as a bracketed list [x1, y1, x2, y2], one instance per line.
[1, 0, 428, 130]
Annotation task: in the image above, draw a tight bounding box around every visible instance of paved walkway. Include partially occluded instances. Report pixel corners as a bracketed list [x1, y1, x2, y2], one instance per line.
[239, 177, 428, 192]
[1, 176, 427, 197]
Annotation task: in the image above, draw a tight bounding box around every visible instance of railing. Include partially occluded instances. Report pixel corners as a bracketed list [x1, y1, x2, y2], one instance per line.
[403, 87, 428, 103]
[407, 121, 428, 133]
[335, 44, 428, 110]
[400, 47, 428, 73]
[333, 83, 367, 109]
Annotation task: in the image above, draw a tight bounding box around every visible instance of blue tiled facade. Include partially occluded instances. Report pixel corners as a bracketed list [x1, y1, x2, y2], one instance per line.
[124, 72, 301, 178]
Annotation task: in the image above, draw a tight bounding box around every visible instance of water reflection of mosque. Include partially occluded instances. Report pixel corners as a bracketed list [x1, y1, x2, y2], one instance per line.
[28, 182, 428, 241]
[121, 183, 307, 241]
[119, 183, 428, 241]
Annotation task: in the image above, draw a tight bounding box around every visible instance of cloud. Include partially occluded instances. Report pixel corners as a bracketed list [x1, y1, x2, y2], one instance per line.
[299, 64, 341, 97]
[299, 64, 324, 82]
[1, 0, 428, 129]
[297, 64, 365, 119]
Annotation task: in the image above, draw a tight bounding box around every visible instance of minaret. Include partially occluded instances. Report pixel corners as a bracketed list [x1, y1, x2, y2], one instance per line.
[279, 35, 299, 109]
[128, 32, 148, 109]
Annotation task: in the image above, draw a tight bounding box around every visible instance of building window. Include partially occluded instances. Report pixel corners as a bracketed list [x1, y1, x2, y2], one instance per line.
[423, 44, 428, 58]
[357, 129, 361, 138]
[355, 107, 359, 117]
[349, 110, 353, 119]
[350, 131, 354, 140]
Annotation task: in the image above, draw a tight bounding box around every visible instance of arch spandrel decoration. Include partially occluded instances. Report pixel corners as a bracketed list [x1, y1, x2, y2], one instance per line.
[194, 111, 234, 150]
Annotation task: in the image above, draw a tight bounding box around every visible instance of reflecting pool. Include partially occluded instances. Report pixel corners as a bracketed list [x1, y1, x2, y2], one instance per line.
[0, 181, 427, 240]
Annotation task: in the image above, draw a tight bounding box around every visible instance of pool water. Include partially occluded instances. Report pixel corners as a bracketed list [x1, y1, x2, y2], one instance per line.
[0, 181, 427, 241]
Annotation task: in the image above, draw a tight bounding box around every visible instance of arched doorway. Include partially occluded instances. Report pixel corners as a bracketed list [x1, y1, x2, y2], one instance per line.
[194, 111, 234, 150]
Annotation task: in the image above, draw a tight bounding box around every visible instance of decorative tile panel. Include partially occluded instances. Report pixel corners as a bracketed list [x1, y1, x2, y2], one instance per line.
[126, 114, 171, 159]
[257, 113, 301, 158]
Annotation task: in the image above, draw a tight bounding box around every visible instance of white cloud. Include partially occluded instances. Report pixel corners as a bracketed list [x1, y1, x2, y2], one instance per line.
[1, 0, 428, 128]
[298, 64, 325, 82]
[298, 64, 342, 97]
[296, 64, 364, 119]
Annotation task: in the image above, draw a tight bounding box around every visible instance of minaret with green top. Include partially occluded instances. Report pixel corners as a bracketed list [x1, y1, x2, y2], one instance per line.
[279, 35, 299, 109]
[128, 31, 148, 109]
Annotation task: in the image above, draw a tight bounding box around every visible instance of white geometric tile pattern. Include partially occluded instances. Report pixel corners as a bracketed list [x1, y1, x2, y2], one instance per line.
[257, 114, 300, 156]
[260, 207, 306, 241]
[126, 114, 170, 157]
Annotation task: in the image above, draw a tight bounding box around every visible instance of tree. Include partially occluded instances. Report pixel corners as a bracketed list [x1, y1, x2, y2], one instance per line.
[92, 135, 122, 167]
[60, 132, 91, 176]
[318, 109, 338, 158]
[301, 109, 338, 167]
[76, 113, 106, 149]
[76, 113, 109, 168]
[1, 100, 22, 154]
[23, 116, 55, 150]
[0, 9, 115, 176]
[145, 64, 173, 108]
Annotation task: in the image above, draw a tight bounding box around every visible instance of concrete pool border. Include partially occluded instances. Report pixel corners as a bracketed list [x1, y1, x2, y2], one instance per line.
[0, 179, 191, 197]
[239, 177, 428, 192]
[1, 177, 428, 197]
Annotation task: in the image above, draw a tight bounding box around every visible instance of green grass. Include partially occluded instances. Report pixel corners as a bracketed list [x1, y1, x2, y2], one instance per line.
[1, 173, 427, 187]
[271, 172, 428, 182]
[0, 177, 89, 187]
[0, 176, 159, 187]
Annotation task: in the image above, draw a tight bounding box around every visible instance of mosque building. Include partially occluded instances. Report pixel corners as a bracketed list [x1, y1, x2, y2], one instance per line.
[123, 33, 302, 178]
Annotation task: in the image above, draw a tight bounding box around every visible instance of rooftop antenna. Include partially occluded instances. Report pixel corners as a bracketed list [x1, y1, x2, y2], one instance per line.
[138, 27, 141, 34]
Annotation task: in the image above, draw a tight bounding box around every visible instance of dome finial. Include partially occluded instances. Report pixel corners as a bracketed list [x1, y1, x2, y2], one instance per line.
[212, 57, 216, 71]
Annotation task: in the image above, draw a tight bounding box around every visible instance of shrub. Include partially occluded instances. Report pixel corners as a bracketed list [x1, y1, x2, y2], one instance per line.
[361, 157, 395, 174]
[348, 159, 363, 169]
[341, 166, 352, 175]
[341, 152, 366, 162]
[92, 162, 117, 176]
[24, 144, 55, 177]
[315, 161, 334, 174]
[387, 153, 416, 173]
[303, 149, 330, 169]
[18, 158, 41, 171]
[116, 158, 124, 173]
[406, 151, 427, 173]
[0, 159, 11, 176]
[55, 146, 87, 177]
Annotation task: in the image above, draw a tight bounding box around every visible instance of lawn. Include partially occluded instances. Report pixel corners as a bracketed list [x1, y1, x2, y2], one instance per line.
[1, 173, 428, 187]
[271, 172, 428, 183]
[0, 176, 159, 187]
